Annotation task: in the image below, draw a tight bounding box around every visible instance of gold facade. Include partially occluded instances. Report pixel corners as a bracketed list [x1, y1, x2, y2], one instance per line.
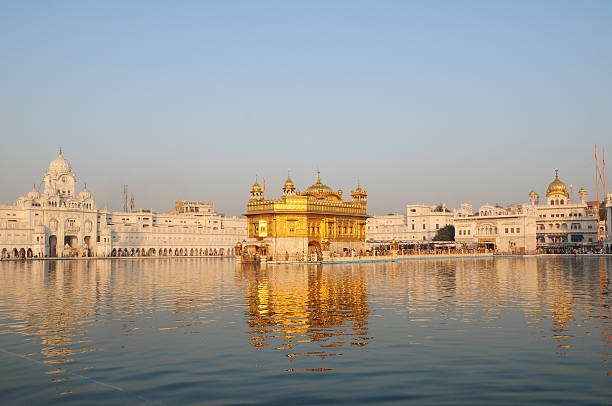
[242, 173, 368, 261]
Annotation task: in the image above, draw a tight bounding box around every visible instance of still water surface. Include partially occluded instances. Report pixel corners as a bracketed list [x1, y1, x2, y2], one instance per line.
[0, 257, 610, 405]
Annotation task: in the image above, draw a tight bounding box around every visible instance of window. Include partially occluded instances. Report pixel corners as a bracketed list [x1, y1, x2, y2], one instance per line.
[505, 228, 508, 233]
[436, 224, 439, 229]
[516, 228, 520, 233]
[511, 228, 514, 233]
[422, 224, 426, 230]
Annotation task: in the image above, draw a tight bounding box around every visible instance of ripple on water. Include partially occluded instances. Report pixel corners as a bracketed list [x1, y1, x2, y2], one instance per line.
[0, 257, 610, 405]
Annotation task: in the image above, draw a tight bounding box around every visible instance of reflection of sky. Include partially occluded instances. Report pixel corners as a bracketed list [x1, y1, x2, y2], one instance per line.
[0, 257, 610, 404]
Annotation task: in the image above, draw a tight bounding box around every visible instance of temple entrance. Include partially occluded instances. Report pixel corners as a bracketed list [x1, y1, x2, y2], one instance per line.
[64, 235, 78, 256]
[49, 235, 57, 257]
[308, 241, 322, 261]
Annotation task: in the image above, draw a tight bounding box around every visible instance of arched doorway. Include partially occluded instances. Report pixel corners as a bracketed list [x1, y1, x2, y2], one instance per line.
[49, 235, 57, 257]
[308, 241, 322, 261]
[84, 236, 91, 256]
[26, 248, 33, 258]
[1, 248, 7, 259]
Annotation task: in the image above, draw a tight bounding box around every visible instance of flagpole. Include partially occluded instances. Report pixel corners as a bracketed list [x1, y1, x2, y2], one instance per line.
[595, 146, 600, 243]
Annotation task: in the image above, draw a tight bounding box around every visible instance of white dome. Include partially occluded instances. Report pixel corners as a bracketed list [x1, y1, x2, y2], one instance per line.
[48, 150, 72, 174]
[27, 186, 41, 200]
[78, 186, 92, 200]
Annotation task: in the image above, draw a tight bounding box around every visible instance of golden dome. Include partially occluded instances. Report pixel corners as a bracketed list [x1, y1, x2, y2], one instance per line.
[302, 172, 342, 201]
[250, 176, 262, 193]
[546, 169, 569, 198]
[351, 183, 367, 200]
[283, 174, 295, 190]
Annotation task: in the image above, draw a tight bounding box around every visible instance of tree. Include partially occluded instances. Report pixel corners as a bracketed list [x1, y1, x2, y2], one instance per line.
[432, 225, 455, 241]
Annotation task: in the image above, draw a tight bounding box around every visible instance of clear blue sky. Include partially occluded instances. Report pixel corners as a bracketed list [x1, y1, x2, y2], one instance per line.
[1, 1, 611, 215]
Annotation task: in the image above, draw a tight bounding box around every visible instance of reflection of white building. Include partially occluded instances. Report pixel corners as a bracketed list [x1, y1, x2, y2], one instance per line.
[454, 204, 538, 254]
[366, 203, 454, 243]
[0, 151, 246, 258]
[528, 170, 599, 249]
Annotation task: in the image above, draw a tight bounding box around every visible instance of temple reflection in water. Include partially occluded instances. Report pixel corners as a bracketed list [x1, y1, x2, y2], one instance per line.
[238, 264, 371, 352]
[0, 257, 609, 369]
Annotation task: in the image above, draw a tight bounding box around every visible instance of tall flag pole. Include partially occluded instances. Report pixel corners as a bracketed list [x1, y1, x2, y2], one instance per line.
[603, 149, 607, 239]
[595, 146, 601, 243]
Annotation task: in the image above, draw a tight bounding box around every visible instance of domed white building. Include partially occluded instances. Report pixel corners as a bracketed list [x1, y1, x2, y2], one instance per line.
[529, 170, 600, 251]
[0, 151, 246, 258]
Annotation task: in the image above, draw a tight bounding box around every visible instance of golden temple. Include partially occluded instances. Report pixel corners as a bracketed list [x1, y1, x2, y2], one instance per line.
[237, 172, 368, 262]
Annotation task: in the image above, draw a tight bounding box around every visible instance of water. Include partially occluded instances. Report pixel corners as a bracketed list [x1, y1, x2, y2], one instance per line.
[0, 257, 609, 405]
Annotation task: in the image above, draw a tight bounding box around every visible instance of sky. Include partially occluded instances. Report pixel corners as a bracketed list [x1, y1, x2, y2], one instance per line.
[1, 1, 611, 216]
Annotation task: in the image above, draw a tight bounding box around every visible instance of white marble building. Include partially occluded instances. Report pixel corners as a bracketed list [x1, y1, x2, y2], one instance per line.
[454, 204, 538, 254]
[366, 203, 456, 243]
[0, 151, 246, 258]
[528, 170, 599, 249]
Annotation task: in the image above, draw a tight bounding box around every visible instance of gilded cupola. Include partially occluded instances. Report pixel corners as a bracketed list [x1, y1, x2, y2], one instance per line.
[282, 173, 296, 196]
[351, 183, 367, 202]
[546, 169, 569, 199]
[302, 171, 342, 201]
[528, 190, 539, 205]
[249, 177, 263, 201]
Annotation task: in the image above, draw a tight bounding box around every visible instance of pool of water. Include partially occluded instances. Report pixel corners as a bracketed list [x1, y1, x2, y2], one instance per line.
[0, 257, 610, 405]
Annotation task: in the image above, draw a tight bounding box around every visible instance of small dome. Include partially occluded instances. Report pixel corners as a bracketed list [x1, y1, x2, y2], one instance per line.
[546, 170, 569, 198]
[351, 183, 367, 200]
[78, 184, 92, 200]
[251, 181, 262, 193]
[48, 149, 72, 174]
[284, 176, 295, 189]
[27, 186, 41, 200]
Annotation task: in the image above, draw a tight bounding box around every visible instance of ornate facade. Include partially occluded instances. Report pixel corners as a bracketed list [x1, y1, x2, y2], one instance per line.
[454, 204, 538, 254]
[529, 170, 599, 249]
[239, 173, 368, 261]
[0, 151, 246, 258]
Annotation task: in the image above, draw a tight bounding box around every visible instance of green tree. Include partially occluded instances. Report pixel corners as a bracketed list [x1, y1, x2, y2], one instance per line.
[432, 225, 455, 241]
